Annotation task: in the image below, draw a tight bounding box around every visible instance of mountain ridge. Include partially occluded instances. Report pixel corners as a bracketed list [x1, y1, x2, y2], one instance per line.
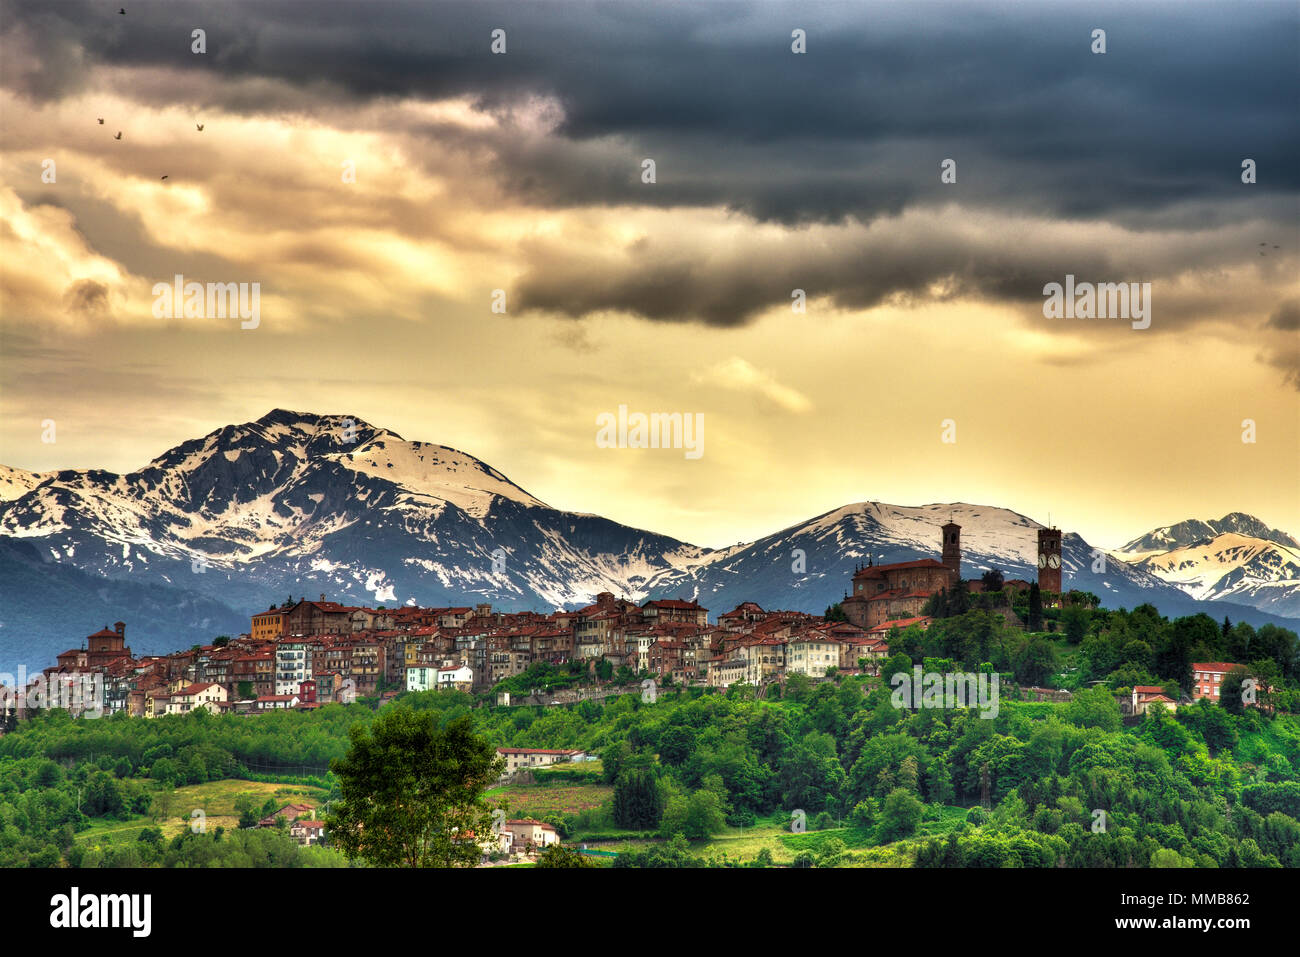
[1, 409, 1295, 671]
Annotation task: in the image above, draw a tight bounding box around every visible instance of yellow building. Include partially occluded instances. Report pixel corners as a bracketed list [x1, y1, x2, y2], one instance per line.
[251, 606, 288, 642]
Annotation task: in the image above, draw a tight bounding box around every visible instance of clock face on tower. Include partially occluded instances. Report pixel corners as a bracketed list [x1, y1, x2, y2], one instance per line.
[1048, 554, 1060, 569]
[1038, 554, 1047, 569]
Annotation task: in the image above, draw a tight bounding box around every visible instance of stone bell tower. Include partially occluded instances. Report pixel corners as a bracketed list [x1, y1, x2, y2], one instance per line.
[941, 520, 961, 581]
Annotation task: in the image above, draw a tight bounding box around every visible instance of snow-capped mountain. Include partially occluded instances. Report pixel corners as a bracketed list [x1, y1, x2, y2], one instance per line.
[642, 501, 1279, 623]
[0, 410, 1293, 670]
[1119, 512, 1299, 558]
[1116, 518, 1300, 618]
[0, 410, 704, 641]
[0, 464, 48, 503]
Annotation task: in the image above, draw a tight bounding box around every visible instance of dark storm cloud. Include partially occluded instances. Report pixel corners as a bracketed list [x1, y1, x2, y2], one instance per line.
[61, 278, 110, 316]
[1267, 298, 1300, 332]
[4, 0, 1296, 225]
[511, 218, 1124, 326]
[1264, 299, 1300, 389]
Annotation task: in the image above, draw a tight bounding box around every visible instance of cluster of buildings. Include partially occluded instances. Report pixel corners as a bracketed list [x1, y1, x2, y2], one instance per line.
[839, 522, 1061, 629]
[17, 590, 900, 719]
[14, 521, 1096, 720]
[254, 803, 327, 846]
[1125, 663, 1254, 715]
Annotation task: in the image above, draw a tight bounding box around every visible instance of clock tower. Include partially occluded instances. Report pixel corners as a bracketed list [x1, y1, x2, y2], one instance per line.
[1037, 527, 1063, 594]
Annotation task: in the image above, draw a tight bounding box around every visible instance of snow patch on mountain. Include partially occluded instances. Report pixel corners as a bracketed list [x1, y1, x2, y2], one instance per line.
[0, 465, 50, 503]
[1128, 532, 1300, 617]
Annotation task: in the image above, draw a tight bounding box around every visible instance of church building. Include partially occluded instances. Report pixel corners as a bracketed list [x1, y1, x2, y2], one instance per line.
[840, 522, 962, 630]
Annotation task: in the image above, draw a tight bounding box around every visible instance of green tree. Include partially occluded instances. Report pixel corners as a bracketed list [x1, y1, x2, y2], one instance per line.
[1012, 636, 1059, 686]
[683, 789, 726, 840]
[234, 794, 260, 829]
[149, 757, 179, 788]
[613, 768, 664, 830]
[784, 673, 813, 704]
[658, 726, 696, 766]
[1063, 605, 1089, 644]
[326, 710, 502, 867]
[879, 787, 924, 842]
[1063, 685, 1122, 733]
[535, 844, 598, 867]
[816, 837, 848, 867]
[1218, 666, 1250, 715]
[151, 788, 175, 823]
[926, 761, 954, 805]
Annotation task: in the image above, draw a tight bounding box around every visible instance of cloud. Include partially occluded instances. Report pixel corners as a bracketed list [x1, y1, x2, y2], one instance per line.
[512, 204, 1297, 332]
[62, 279, 110, 317]
[3, 0, 1296, 229]
[1266, 298, 1300, 331]
[699, 357, 813, 414]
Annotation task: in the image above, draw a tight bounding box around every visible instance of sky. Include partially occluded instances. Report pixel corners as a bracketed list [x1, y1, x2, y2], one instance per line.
[1, 0, 1297, 551]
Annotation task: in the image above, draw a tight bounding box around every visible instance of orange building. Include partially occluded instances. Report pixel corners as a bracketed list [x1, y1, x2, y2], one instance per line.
[251, 605, 288, 642]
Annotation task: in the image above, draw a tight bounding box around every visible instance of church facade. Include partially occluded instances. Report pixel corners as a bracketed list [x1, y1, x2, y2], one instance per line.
[841, 522, 962, 630]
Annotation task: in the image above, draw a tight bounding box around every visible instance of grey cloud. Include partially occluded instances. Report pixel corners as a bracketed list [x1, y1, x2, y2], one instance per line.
[4, 0, 1296, 228]
[1266, 298, 1300, 331]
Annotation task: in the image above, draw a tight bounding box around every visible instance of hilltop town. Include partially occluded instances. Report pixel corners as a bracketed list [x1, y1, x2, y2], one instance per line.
[0, 519, 1287, 871]
[15, 522, 1244, 723]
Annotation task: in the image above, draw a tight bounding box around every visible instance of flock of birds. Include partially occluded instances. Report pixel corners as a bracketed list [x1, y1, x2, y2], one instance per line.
[101, 7, 200, 181]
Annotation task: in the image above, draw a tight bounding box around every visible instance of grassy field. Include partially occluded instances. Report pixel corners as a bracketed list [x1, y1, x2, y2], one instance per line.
[75, 769, 963, 866]
[479, 770, 974, 866]
[485, 778, 613, 819]
[76, 778, 330, 846]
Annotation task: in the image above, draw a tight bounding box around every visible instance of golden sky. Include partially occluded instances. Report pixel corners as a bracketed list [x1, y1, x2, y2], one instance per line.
[1, 1, 1297, 550]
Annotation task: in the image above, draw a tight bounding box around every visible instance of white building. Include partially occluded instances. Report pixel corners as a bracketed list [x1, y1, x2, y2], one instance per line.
[437, 665, 473, 691]
[786, 632, 842, 678]
[406, 664, 438, 692]
[275, 640, 309, 695]
[505, 819, 560, 853]
[152, 682, 227, 717]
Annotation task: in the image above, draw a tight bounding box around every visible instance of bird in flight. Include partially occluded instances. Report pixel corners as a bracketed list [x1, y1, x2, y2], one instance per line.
[119, 8, 125, 14]
[161, 175, 169, 180]
[97, 118, 104, 124]
[196, 124, 204, 131]
[114, 131, 122, 140]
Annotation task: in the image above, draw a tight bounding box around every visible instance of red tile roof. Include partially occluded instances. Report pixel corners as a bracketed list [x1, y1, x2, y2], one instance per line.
[853, 558, 949, 576]
[867, 616, 932, 633]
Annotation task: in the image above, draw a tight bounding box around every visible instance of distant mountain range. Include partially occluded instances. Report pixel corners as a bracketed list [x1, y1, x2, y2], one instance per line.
[1, 410, 1295, 672]
[1115, 515, 1300, 620]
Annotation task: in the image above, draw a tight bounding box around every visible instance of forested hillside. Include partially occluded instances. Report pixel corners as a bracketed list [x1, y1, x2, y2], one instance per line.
[2, 604, 1297, 868]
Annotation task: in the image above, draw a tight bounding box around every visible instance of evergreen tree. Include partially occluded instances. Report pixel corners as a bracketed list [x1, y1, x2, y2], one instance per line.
[1028, 583, 1043, 632]
[613, 768, 664, 830]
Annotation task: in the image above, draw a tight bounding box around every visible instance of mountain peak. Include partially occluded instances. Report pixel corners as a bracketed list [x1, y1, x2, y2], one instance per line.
[1121, 513, 1298, 555]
